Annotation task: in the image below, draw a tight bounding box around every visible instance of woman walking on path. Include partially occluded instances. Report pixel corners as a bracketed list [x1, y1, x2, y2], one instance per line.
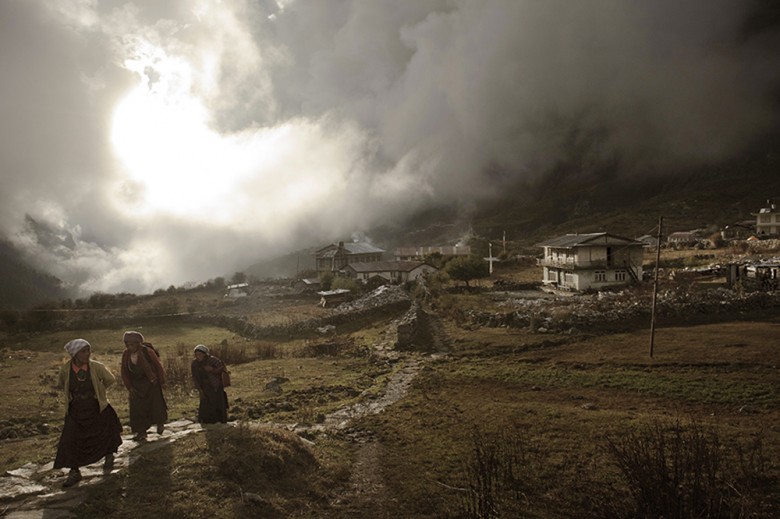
[120, 331, 168, 441]
[54, 339, 123, 487]
[191, 344, 229, 424]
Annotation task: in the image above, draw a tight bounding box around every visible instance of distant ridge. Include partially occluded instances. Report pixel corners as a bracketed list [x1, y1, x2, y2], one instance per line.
[0, 239, 69, 311]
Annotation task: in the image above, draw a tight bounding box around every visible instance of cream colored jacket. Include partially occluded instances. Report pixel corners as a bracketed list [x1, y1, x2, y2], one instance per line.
[59, 359, 116, 415]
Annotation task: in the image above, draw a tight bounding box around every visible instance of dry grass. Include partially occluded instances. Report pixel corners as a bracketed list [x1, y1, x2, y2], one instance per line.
[1, 274, 779, 517]
[0, 323, 383, 475]
[350, 315, 780, 518]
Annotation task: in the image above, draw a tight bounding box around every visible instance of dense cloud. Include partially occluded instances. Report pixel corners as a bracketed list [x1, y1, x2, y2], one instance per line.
[0, 0, 778, 294]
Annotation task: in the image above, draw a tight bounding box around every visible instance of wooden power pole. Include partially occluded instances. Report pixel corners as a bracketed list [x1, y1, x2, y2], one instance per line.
[649, 216, 663, 358]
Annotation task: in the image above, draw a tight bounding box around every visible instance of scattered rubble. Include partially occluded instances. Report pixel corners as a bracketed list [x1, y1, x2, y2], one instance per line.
[461, 286, 780, 333]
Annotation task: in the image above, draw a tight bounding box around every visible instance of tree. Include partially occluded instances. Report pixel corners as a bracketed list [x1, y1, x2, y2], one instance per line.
[444, 256, 490, 288]
[320, 272, 334, 290]
[231, 271, 247, 284]
[423, 251, 444, 268]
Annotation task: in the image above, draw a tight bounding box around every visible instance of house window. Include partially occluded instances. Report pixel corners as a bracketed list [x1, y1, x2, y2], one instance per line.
[615, 270, 626, 281]
[595, 271, 606, 282]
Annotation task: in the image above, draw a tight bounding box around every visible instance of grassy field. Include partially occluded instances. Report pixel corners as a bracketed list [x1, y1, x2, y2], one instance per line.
[1, 252, 779, 517]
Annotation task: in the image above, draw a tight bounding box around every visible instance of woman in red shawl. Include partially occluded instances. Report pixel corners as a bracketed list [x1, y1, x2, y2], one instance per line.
[120, 331, 167, 441]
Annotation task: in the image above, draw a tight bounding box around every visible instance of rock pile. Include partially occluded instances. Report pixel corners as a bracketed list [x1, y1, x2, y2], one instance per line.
[462, 287, 780, 332]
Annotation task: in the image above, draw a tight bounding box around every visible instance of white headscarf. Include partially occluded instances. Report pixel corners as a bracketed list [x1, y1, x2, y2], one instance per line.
[64, 338, 90, 357]
[194, 344, 209, 355]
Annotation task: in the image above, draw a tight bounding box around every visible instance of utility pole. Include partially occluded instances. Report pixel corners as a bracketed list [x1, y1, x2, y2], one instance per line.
[649, 216, 663, 358]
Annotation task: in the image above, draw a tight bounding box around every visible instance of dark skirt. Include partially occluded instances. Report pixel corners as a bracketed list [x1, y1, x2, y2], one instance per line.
[54, 398, 122, 469]
[128, 378, 168, 434]
[198, 387, 228, 424]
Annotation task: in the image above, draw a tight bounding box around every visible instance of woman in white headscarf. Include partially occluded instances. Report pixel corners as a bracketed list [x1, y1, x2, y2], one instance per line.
[53, 339, 123, 488]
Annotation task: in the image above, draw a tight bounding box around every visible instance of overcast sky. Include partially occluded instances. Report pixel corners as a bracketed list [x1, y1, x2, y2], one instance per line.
[1, 0, 778, 295]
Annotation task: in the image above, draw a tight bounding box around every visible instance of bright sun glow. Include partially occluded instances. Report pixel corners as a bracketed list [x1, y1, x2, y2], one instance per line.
[110, 41, 351, 230]
[111, 46, 261, 223]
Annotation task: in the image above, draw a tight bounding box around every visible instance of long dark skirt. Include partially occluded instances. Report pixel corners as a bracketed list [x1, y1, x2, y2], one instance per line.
[54, 399, 122, 469]
[128, 379, 168, 434]
[198, 387, 228, 424]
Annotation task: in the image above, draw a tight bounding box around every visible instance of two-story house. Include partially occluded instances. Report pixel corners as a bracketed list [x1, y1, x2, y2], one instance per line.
[536, 232, 644, 291]
[751, 200, 780, 236]
[314, 241, 385, 276]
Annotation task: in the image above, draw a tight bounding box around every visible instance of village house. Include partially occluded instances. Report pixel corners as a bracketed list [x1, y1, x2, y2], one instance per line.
[751, 200, 780, 236]
[746, 260, 780, 290]
[314, 241, 384, 276]
[394, 245, 471, 261]
[340, 260, 438, 284]
[224, 282, 250, 298]
[720, 221, 755, 241]
[635, 234, 659, 249]
[666, 231, 700, 248]
[536, 232, 644, 292]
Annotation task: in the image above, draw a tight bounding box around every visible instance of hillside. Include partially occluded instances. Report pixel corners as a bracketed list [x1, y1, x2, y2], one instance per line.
[246, 143, 780, 278]
[0, 239, 69, 311]
[1, 143, 779, 298]
[1, 268, 779, 517]
[471, 150, 780, 246]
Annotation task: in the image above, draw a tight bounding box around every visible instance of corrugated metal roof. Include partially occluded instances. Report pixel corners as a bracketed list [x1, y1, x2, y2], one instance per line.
[317, 288, 351, 296]
[536, 232, 641, 248]
[316, 242, 385, 257]
[343, 242, 385, 254]
[395, 246, 471, 256]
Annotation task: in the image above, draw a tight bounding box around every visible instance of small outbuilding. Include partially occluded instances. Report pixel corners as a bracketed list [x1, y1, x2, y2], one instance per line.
[224, 283, 250, 298]
[316, 288, 352, 307]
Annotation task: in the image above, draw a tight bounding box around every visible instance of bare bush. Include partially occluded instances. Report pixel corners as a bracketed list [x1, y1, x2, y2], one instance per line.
[606, 419, 773, 519]
[456, 425, 533, 518]
[163, 354, 191, 389]
[211, 342, 250, 365]
[253, 342, 281, 360]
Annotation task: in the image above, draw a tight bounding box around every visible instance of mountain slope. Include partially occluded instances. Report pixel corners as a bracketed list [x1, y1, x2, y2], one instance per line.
[0, 239, 69, 311]
[468, 146, 780, 247]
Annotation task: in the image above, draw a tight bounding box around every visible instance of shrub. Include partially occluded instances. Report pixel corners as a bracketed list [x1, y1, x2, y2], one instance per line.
[455, 425, 533, 518]
[320, 272, 334, 290]
[163, 353, 191, 389]
[606, 419, 773, 519]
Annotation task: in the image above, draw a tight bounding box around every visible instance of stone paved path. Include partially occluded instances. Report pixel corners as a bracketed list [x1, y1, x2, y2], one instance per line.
[0, 311, 439, 518]
[0, 419, 217, 518]
[0, 357, 427, 518]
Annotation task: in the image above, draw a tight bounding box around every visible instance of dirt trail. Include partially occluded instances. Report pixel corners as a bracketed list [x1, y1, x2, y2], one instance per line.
[329, 441, 393, 518]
